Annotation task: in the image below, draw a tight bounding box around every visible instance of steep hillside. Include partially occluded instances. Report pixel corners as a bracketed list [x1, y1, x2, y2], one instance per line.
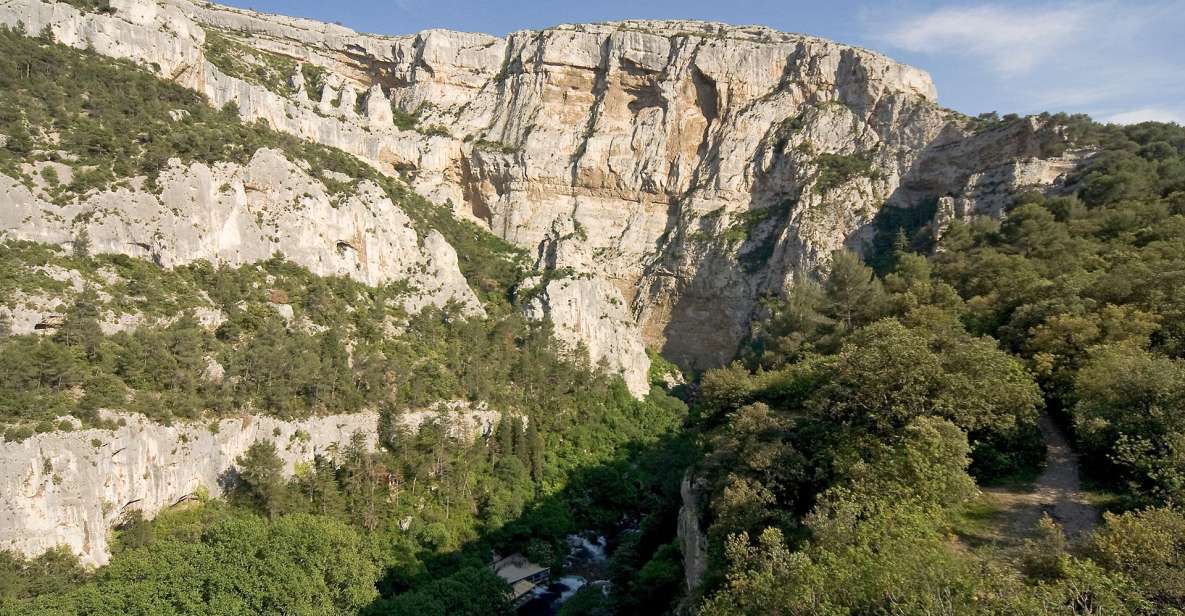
[0, 0, 1091, 394]
[4, 1, 1182, 615]
[0, 25, 690, 590]
[684, 119, 1185, 615]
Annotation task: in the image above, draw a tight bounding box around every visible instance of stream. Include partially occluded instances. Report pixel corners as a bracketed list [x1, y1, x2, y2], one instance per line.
[518, 534, 611, 615]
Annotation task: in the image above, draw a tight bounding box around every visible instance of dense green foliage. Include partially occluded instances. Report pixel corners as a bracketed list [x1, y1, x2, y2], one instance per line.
[1, 385, 689, 614]
[691, 117, 1185, 614]
[0, 244, 390, 429]
[930, 119, 1185, 503]
[0, 242, 693, 612]
[11, 510, 381, 615]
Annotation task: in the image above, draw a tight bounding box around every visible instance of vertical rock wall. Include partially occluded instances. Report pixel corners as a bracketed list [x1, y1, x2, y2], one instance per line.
[0, 411, 379, 566]
[0, 0, 1087, 392]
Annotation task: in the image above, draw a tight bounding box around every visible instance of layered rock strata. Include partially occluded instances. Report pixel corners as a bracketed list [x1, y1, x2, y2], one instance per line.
[0, 0, 1089, 391]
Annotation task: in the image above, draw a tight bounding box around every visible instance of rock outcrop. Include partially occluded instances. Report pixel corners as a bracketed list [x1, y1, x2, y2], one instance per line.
[0, 148, 483, 316]
[677, 472, 709, 596]
[0, 0, 1089, 392]
[521, 275, 651, 395]
[0, 410, 378, 566]
[0, 402, 508, 566]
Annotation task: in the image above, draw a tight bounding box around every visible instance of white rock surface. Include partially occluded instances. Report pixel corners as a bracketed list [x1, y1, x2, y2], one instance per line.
[0, 410, 378, 566]
[522, 275, 650, 397]
[0, 402, 507, 566]
[0, 148, 483, 316]
[0, 0, 1087, 387]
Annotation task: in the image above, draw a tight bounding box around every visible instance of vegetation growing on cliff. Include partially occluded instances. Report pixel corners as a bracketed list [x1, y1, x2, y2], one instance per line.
[0, 29, 694, 613]
[0, 28, 527, 307]
[0, 245, 693, 613]
[812, 151, 879, 193]
[690, 118, 1185, 614]
[204, 30, 299, 97]
[4, 12, 1185, 616]
[55, 0, 115, 14]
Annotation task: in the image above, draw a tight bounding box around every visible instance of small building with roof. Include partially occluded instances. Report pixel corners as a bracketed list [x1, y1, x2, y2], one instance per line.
[492, 553, 550, 607]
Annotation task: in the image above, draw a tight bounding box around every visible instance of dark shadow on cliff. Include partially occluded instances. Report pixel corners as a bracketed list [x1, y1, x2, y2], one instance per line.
[646, 145, 803, 374]
[647, 112, 1066, 376]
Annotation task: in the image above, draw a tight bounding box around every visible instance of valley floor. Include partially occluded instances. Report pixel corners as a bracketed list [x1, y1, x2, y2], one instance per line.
[977, 415, 1100, 546]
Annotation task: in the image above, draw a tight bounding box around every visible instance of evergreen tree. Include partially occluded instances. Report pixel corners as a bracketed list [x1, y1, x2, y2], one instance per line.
[295, 454, 344, 516]
[317, 328, 356, 411]
[235, 439, 285, 518]
[525, 417, 543, 482]
[340, 431, 382, 530]
[823, 250, 885, 333]
[71, 229, 90, 259]
[55, 287, 103, 360]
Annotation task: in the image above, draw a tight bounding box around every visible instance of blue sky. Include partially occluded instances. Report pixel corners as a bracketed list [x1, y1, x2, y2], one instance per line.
[217, 0, 1185, 124]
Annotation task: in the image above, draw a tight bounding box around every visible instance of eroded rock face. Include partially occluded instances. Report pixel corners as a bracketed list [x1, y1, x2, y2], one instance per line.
[0, 402, 508, 566]
[0, 411, 379, 566]
[677, 472, 708, 595]
[521, 275, 651, 396]
[0, 0, 1088, 388]
[0, 148, 482, 316]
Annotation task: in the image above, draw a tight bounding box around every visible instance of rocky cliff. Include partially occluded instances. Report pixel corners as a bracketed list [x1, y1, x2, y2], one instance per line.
[0, 410, 378, 566]
[2, 147, 482, 315]
[0, 0, 1090, 393]
[0, 403, 505, 566]
[0, 0, 1097, 570]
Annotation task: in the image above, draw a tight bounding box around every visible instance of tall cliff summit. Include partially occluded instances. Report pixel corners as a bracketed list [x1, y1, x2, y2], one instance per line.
[0, 0, 1099, 572]
[0, 0, 1087, 395]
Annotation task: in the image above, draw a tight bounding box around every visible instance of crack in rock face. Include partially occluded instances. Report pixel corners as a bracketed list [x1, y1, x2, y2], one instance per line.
[0, 0, 1094, 566]
[0, 0, 1086, 391]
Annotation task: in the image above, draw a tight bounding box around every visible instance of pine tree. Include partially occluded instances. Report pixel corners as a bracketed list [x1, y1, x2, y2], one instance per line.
[55, 288, 103, 361]
[164, 312, 206, 393]
[296, 454, 344, 516]
[341, 432, 381, 530]
[525, 417, 543, 482]
[317, 328, 355, 410]
[513, 416, 530, 468]
[494, 415, 514, 459]
[71, 229, 90, 259]
[235, 439, 285, 518]
[824, 250, 885, 333]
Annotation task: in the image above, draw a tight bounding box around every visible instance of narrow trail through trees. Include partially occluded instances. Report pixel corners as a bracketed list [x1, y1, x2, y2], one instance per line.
[984, 415, 1099, 542]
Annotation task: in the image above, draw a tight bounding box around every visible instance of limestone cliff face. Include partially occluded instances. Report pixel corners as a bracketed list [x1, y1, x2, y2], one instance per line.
[0, 0, 1089, 389]
[0, 403, 505, 566]
[0, 148, 482, 315]
[0, 0, 1097, 572]
[0, 411, 378, 566]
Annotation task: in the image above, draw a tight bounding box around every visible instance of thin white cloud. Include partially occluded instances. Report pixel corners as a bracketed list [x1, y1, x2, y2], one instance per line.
[1103, 107, 1185, 125]
[882, 5, 1090, 75]
[872, 2, 1185, 119]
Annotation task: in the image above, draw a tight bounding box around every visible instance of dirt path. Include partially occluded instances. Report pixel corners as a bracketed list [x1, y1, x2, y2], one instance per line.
[983, 415, 1099, 541]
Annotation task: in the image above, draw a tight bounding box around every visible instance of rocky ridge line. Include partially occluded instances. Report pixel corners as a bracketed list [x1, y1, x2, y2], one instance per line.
[0, 0, 1092, 394]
